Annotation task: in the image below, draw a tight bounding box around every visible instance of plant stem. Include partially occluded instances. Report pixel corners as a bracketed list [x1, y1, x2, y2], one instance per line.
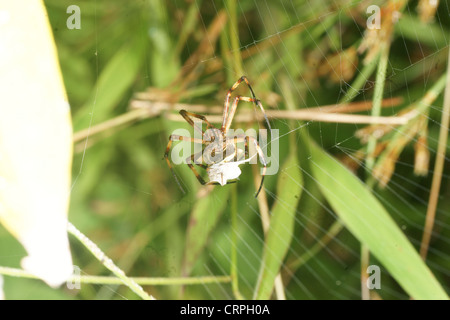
[363, 41, 390, 300]
[227, 0, 244, 76]
[420, 49, 450, 260]
[366, 72, 447, 188]
[67, 222, 154, 300]
[366, 43, 390, 172]
[0, 266, 231, 286]
[230, 184, 244, 299]
[360, 245, 370, 300]
[339, 53, 379, 104]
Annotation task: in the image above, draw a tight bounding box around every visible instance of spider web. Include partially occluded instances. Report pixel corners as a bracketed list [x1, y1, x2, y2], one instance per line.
[4, 0, 445, 300]
[171, 0, 450, 300]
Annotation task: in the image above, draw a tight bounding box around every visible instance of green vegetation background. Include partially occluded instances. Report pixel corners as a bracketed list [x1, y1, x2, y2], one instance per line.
[0, 0, 449, 299]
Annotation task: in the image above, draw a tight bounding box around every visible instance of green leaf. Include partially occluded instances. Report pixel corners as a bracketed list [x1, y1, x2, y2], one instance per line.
[181, 186, 230, 277]
[254, 153, 303, 299]
[307, 138, 448, 300]
[396, 14, 449, 49]
[73, 37, 147, 131]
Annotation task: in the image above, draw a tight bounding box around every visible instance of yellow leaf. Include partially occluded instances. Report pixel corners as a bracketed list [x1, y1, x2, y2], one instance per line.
[0, 1, 73, 287]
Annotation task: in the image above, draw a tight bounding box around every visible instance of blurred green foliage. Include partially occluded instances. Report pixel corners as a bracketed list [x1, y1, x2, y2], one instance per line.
[1, 0, 449, 299]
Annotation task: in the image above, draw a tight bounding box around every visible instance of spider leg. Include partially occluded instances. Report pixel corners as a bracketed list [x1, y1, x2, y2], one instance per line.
[186, 151, 207, 185]
[245, 136, 250, 159]
[229, 135, 246, 162]
[233, 135, 267, 197]
[255, 99, 272, 132]
[164, 134, 204, 193]
[225, 96, 256, 133]
[221, 76, 272, 133]
[250, 137, 267, 198]
[179, 109, 215, 135]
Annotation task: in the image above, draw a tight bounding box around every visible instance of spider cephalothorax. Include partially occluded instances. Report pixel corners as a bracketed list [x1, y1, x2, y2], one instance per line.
[164, 76, 271, 197]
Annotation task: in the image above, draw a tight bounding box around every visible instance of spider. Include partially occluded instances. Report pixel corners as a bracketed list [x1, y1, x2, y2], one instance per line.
[164, 76, 271, 197]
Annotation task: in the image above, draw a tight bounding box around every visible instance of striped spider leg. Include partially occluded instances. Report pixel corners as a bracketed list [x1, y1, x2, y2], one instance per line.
[222, 76, 272, 134]
[164, 134, 204, 194]
[164, 109, 216, 193]
[164, 76, 270, 197]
